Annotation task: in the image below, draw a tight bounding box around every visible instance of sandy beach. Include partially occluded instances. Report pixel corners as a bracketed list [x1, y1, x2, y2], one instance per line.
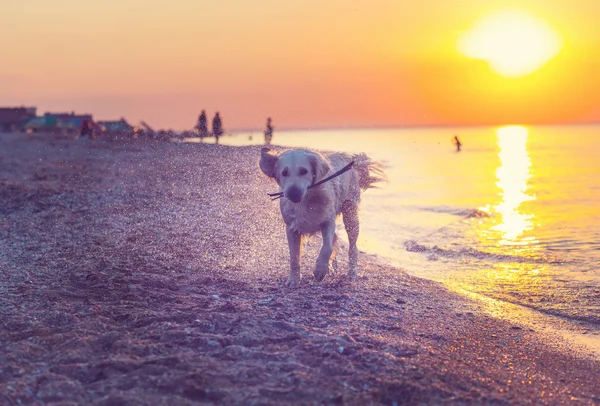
[1, 133, 599, 405]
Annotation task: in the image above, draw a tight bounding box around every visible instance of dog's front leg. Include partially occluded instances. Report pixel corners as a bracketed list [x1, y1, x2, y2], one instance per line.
[285, 226, 302, 288]
[314, 220, 335, 282]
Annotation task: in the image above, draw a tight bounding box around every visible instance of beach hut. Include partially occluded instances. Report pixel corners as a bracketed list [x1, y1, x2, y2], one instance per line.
[0, 106, 37, 132]
[97, 118, 137, 138]
[23, 115, 60, 134]
[44, 113, 93, 135]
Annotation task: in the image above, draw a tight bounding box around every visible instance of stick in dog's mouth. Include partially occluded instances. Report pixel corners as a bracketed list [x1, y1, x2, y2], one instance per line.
[268, 161, 355, 201]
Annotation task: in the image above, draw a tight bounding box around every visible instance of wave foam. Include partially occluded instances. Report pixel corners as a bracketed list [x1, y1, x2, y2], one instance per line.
[419, 206, 490, 218]
[403, 240, 564, 264]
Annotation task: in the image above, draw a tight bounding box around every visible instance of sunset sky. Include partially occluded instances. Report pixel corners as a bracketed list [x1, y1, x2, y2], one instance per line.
[1, 0, 600, 130]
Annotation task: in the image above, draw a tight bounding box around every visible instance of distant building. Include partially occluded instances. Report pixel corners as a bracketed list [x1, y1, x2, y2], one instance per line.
[23, 115, 60, 134]
[22, 112, 94, 135]
[44, 111, 92, 121]
[97, 118, 137, 137]
[45, 112, 93, 134]
[0, 107, 37, 132]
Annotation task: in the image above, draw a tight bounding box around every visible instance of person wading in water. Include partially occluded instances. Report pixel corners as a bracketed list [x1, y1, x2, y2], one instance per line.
[453, 135, 462, 152]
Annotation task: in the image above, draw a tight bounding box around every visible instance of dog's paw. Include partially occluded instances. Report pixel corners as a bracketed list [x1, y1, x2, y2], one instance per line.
[346, 271, 359, 282]
[284, 276, 301, 288]
[313, 261, 331, 282]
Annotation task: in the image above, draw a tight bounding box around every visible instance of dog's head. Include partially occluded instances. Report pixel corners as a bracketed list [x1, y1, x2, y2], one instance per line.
[260, 148, 330, 203]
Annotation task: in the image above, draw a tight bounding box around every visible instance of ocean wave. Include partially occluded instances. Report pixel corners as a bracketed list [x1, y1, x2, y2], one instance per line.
[418, 206, 490, 218]
[403, 240, 564, 264]
[482, 292, 600, 326]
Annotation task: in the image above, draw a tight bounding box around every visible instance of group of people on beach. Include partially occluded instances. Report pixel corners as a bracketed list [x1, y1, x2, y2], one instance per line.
[195, 110, 224, 143]
[196, 111, 275, 146]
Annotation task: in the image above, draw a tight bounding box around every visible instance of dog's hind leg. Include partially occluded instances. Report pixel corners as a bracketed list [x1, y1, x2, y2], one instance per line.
[285, 226, 302, 288]
[314, 220, 335, 282]
[342, 201, 359, 280]
[331, 232, 339, 274]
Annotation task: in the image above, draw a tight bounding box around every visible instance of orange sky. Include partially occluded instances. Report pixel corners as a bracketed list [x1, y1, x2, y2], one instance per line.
[1, 0, 600, 130]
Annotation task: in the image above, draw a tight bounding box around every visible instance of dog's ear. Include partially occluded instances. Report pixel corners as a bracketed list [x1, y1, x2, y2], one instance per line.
[259, 148, 278, 179]
[310, 153, 331, 183]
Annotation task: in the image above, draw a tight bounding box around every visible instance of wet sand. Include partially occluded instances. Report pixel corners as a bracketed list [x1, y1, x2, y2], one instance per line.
[1, 132, 599, 405]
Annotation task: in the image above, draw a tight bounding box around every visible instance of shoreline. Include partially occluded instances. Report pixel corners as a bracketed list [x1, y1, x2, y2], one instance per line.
[367, 254, 600, 361]
[1, 133, 600, 404]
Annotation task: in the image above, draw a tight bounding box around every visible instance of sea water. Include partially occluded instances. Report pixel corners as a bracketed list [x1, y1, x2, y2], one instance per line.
[214, 125, 600, 335]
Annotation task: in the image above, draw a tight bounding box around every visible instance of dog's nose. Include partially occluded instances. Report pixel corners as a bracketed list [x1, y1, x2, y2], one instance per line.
[286, 186, 303, 203]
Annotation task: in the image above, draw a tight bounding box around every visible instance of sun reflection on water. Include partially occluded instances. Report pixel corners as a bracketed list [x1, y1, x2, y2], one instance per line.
[486, 125, 536, 246]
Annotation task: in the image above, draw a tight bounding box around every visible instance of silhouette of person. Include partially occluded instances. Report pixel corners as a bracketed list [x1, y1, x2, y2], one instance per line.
[212, 112, 223, 144]
[453, 135, 462, 152]
[196, 110, 208, 138]
[79, 119, 93, 139]
[264, 117, 274, 145]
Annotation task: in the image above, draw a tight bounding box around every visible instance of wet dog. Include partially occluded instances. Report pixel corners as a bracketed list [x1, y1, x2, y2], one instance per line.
[259, 148, 386, 287]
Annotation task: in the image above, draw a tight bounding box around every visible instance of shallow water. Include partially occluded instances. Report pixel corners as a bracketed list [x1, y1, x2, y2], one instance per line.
[200, 125, 600, 331]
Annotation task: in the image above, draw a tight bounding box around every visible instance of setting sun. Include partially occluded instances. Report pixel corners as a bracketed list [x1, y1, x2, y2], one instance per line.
[458, 10, 563, 78]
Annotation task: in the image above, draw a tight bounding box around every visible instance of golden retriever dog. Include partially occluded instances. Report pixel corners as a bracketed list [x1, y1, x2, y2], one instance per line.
[259, 148, 386, 287]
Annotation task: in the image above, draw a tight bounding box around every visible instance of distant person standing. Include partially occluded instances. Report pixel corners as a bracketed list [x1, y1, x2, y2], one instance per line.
[453, 135, 462, 152]
[196, 110, 208, 138]
[79, 119, 93, 139]
[264, 117, 274, 145]
[212, 112, 223, 144]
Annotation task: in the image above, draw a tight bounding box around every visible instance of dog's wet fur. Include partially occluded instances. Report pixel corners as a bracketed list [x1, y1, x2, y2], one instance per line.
[260, 148, 386, 287]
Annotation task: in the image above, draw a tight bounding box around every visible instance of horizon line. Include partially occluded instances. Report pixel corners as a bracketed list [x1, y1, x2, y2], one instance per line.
[228, 120, 600, 134]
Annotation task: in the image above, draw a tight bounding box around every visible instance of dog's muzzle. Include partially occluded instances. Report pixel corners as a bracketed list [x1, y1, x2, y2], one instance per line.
[285, 186, 303, 203]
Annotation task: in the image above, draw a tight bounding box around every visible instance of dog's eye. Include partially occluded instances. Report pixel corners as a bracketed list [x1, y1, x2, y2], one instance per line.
[299, 167, 308, 176]
[282, 168, 289, 177]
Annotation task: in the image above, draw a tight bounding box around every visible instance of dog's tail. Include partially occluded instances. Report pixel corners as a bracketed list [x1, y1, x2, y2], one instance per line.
[352, 153, 388, 191]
